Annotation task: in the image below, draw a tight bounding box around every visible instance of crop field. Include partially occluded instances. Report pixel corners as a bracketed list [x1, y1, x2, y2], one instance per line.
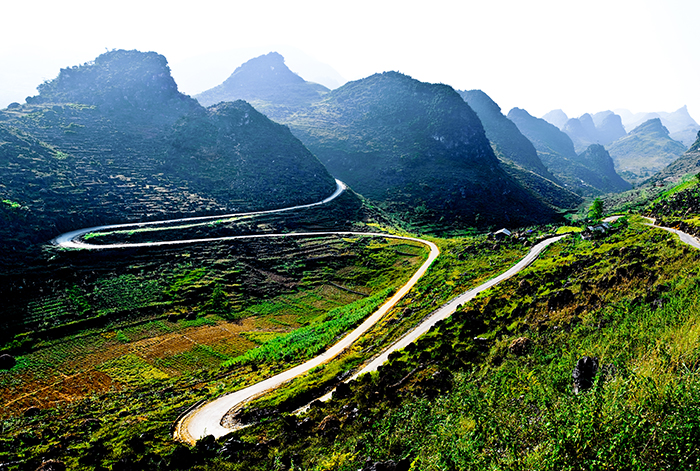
[0, 226, 541, 470]
[1, 235, 428, 423]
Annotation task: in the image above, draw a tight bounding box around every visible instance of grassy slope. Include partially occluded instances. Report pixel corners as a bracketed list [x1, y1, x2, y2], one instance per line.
[0, 224, 538, 470]
[6, 180, 700, 470]
[190, 208, 700, 469]
[0, 233, 430, 469]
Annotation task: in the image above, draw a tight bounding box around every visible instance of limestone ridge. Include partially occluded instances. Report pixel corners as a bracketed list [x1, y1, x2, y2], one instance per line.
[607, 118, 689, 184]
[459, 90, 581, 210]
[508, 107, 631, 196]
[459, 90, 553, 179]
[286, 72, 559, 230]
[166, 100, 336, 204]
[576, 144, 631, 192]
[194, 52, 329, 120]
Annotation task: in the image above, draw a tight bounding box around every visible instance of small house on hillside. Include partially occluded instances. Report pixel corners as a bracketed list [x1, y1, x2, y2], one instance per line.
[492, 228, 512, 240]
[581, 222, 610, 240]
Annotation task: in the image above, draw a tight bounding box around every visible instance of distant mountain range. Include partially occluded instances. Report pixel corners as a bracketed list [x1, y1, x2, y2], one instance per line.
[0, 50, 337, 262]
[508, 108, 631, 196]
[544, 107, 699, 148]
[543, 110, 627, 153]
[615, 106, 699, 146]
[562, 112, 627, 153]
[606, 118, 689, 184]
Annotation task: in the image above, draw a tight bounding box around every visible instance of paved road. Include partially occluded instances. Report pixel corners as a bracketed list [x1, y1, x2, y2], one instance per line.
[50, 181, 442, 445]
[177, 216, 700, 442]
[52, 179, 346, 249]
[60, 192, 700, 447]
[177, 236, 568, 443]
[642, 216, 700, 250]
[311, 234, 568, 404]
[174, 234, 439, 444]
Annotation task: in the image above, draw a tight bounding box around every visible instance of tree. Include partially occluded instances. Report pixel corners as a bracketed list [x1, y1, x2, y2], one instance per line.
[588, 198, 603, 220]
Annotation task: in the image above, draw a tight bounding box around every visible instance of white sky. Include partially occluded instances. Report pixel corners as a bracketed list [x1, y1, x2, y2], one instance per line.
[1, 0, 698, 121]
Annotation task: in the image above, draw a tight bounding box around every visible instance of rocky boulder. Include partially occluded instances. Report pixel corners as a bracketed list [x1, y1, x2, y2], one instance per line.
[572, 356, 599, 393]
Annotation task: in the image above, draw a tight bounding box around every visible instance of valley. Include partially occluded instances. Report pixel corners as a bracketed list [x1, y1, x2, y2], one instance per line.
[2, 48, 700, 471]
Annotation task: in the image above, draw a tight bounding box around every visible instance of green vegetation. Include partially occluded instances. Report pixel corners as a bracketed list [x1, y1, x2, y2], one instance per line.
[1, 199, 21, 209]
[198, 214, 700, 471]
[555, 225, 583, 234]
[0, 49, 336, 268]
[97, 354, 170, 386]
[588, 197, 603, 220]
[224, 288, 393, 367]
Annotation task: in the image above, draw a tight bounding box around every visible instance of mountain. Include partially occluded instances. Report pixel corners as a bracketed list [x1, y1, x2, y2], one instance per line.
[606, 118, 688, 184]
[597, 112, 627, 145]
[562, 114, 597, 152]
[576, 144, 631, 191]
[562, 112, 626, 152]
[459, 90, 552, 178]
[646, 131, 700, 185]
[0, 50, 337, 262]
[508, 107, 631, 196]
[542, 109, 568, 129]
[285, 72, 559, 230]
[615, 106, 700, 147]
[459, 90, 581, 210]
[194, 52, 329, 121]
[171, 46, 345, 97]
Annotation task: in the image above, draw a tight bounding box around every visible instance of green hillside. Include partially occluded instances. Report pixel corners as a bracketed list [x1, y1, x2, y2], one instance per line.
[646, 131, 700, 185]
[0, 50, 336, 264]
[607, 118, 689, 184]
[169, 190, 700, 471]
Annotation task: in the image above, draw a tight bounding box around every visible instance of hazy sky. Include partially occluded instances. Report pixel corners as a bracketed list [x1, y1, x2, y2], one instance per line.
[1, 0, 698, 121]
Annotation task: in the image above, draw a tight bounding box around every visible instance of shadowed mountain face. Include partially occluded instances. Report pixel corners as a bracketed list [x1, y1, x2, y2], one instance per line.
[460, 90, 553, 179]
[459, 90, 581, 210]
[508, 108, 631, 196]
[285, 72, 559, 230]
[195, 52, 329, 121]
[0, 49, 337, 263]
[607, 118, 689, 184]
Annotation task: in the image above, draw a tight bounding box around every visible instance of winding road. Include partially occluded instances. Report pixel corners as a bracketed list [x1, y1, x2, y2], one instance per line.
[51, 179, 442, 443]
[54, 187, 700, 447]
[641, 216, 700, 249]
[52, 179, 347, 249]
